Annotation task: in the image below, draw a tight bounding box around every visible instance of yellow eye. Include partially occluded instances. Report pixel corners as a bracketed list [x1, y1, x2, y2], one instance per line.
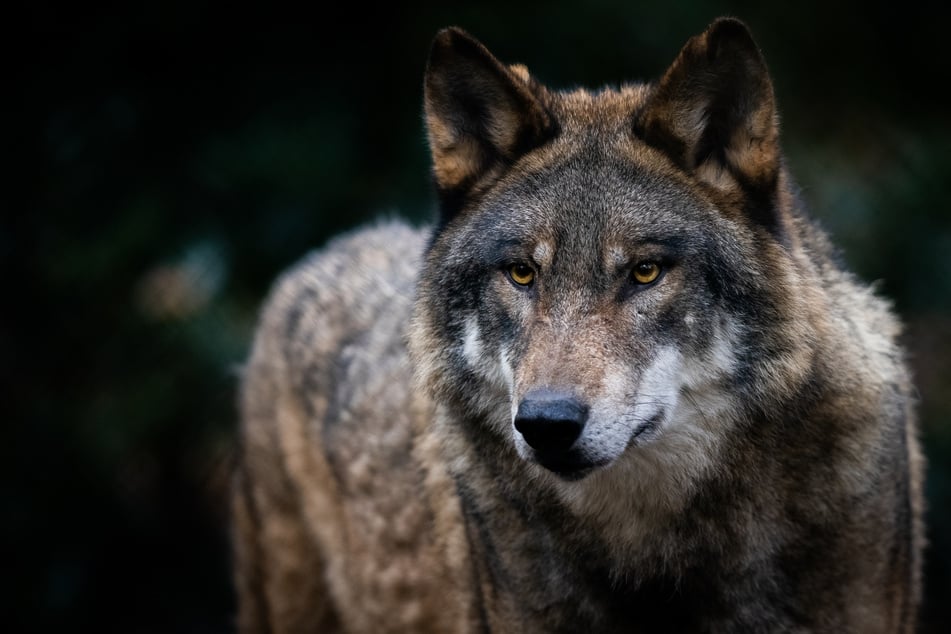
[632, 261, 661, 285]
[508, 263, 535, 286]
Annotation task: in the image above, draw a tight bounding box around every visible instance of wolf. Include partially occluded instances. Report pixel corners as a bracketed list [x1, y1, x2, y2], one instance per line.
[232, 18, 924, 633]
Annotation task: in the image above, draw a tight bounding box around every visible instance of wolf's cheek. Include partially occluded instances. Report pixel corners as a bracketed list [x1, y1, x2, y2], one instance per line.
[460, 313, 516, 396]
[587, 346, 686, 454]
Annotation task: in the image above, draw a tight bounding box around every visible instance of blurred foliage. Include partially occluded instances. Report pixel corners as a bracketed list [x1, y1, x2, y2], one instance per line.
[6, 1, 950, 631]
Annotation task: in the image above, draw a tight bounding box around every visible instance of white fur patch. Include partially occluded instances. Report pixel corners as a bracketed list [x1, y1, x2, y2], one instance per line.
[462, 314, 515, 400]
[632, 345, 683, 428]
[678, 320, 740, 422]
[461, 315, 483, 368]
[499, 348, 516, 402]
[605, 245, 629, 270]
[532, 242, 553, 268]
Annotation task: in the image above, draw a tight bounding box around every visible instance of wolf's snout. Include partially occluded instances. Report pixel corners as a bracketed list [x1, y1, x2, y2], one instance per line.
[514, 390, 588, 456]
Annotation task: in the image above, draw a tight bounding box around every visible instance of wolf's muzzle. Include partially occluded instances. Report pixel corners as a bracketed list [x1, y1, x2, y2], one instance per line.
[514, 389, 588, 457]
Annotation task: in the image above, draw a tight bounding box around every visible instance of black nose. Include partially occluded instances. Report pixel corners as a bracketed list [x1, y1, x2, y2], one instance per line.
[514, 390, 588, 456]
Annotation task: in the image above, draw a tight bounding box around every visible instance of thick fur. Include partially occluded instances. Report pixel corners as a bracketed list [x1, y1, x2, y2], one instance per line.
[233, 18, 924, 633]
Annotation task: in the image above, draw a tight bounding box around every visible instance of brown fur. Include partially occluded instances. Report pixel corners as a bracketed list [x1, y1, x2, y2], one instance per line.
[233, 18, 924, 633]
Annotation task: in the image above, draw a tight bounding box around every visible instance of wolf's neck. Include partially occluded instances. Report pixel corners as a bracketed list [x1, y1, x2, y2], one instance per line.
[436, 407, 756, 630]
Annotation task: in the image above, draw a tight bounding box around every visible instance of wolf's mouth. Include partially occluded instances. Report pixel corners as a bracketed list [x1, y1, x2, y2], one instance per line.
[535, 451, 608, 481]
[529, 410, 667, 480]
[627, 410, 665, 447]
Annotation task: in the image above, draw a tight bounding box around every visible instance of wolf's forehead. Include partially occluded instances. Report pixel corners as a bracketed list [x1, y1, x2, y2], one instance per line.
[484, 170, 697, 262]
[478, 162, 704, 276]
[550, 84, 653, 131]
[498, 149, 701, 233]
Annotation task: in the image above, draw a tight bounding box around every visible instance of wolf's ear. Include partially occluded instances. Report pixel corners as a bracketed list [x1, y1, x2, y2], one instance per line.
[634, 18, 781, 234]
[424, 28, 557, 217]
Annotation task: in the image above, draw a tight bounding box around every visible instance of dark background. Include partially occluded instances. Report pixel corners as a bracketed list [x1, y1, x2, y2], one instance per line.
[8, 1, 950, 631]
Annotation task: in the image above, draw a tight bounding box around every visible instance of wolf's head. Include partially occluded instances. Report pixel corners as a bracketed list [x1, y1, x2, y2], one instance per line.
[411, 19, 821, 484]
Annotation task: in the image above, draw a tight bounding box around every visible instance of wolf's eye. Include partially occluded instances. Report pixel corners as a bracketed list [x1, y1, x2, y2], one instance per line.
[508, 263, 535, 286]
[631, 261, 661, 285]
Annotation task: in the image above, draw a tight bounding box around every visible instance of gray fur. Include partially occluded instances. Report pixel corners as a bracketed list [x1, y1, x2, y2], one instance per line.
[233, 19, 924, 633]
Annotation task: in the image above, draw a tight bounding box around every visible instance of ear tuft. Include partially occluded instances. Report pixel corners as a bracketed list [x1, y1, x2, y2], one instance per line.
[424, 28, 557, 218]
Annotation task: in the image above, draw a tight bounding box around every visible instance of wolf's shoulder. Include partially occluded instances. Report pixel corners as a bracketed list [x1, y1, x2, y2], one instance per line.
[246, 220, 428, 391]
[266, 219, 425, 330]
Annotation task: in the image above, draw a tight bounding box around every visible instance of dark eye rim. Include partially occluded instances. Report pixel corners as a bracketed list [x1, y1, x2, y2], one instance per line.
[505, 262, 536, 288]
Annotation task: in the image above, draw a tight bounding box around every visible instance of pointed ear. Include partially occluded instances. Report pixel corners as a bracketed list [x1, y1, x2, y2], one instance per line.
[634, 18, 782, 234]
[424, 28, 558, 217]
